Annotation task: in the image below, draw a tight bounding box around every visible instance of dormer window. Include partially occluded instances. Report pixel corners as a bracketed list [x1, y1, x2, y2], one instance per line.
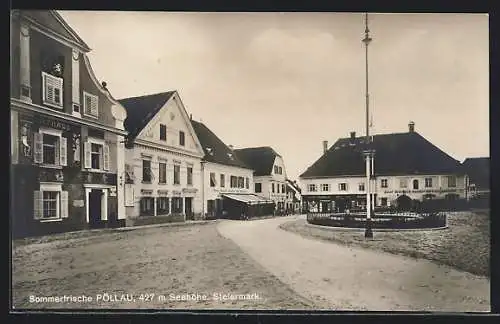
[206, 147, 214, 155]
[42, 72, 63, 108]
[83, 91, 99, 118]
[227, 152, 233, 160]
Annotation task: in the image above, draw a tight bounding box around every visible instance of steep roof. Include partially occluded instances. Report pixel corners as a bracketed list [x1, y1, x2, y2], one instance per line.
[119, 91, 175, 140]
[300, 131, 464, 178]
[191, 120, 251, 170]
[462, 157, 490, 189]
[234, 147, 281, 176]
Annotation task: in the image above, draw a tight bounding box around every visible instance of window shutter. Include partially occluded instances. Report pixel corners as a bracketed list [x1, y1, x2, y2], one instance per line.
[60, 136, 67, 166]
[103, 143, 110, 171]
[61, 191, 69, 218]
[46, 85, 54, 103]
[33, 191, 43, 220]
[34, 132, 43, 163]
[91, 96, 98, 116]
[84, 141, 91, 168]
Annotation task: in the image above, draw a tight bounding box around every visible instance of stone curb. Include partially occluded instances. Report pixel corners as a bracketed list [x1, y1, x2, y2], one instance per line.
[303, 222, 449, 232]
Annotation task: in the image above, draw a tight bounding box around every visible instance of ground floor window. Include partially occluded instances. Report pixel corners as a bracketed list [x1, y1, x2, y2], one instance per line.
[140, 197, 155, 216]
[172, 197, 183, 214]
[381, 197, 388, 206]
[34, 184, 68, 220]
[157, 197, 169, 214]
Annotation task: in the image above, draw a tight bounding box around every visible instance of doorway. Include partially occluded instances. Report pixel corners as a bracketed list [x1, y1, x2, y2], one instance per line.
[185, 197, 193, 220]
[89, 189, 103, 228]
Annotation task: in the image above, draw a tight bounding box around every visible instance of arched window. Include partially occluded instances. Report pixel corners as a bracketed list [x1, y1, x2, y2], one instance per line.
[413, 179, 419, 190]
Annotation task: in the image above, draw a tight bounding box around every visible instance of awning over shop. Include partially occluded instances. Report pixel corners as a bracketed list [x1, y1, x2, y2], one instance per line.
[221, 193, 274, 205]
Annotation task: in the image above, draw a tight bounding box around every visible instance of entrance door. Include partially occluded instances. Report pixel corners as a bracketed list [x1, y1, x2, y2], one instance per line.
[185, 197, 193, 220]
[89, 189, 103, 228]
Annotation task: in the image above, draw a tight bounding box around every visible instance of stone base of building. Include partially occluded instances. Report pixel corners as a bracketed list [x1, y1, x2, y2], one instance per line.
[125, 214, 188, 227]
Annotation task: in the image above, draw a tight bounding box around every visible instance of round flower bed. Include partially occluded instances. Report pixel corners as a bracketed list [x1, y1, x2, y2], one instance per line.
[307, 212, 447, 230]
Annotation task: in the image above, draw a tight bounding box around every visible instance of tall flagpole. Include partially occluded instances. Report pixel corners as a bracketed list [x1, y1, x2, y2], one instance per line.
[362, 12, 374, 239]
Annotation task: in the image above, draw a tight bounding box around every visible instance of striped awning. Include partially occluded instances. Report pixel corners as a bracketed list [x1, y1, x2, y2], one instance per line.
[221, 193, 274, 205]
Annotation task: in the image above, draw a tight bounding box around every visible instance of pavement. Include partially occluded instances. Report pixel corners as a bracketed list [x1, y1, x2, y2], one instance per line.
[216, 215, 490, 312]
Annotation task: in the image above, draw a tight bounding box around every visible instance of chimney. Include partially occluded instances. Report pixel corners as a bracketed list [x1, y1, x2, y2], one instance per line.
[190, 113, 192, 120]
[408, 121, 415, 133]
[323, 140, 328, 153]
[350, 131, 356, 140]
[101, 81, 107, 90]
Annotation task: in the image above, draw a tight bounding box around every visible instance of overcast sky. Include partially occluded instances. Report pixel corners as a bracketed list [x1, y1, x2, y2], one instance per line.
[59, 11, 489, 180]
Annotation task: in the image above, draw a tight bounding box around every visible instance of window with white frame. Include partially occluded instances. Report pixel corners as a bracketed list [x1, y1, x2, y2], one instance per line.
[246, 178, 250, 189]
[322, 184, 329, 191]
[282, 184, 285, 193]
[277, 184, 280, 193]
[142, 160, 152, 183]
[174, 164, 181, 184]
[33, 128, 67, 167]
[339, 183, 348, 191]
[33, 183, 68, 220]
[157, 197, 169, 214]
[220, 174, 225, 188]
[359, 182, 365, 191]
[447, 176, 457, 188]
[158, 162, 167, 184]
[230, 176, 237, 188]
[255, 183, 262, 193]
[187, 166, 193, 185]
[272, 183, 275, 193]
[42, 72, 63, 108]
[84, 138, 109, 171]
[381, 179, 388, 188]
[308, 184, 317, 192]
[210, 172, 216, 187]
[425, 177, 433, 188]
[83, 91, 99, 118]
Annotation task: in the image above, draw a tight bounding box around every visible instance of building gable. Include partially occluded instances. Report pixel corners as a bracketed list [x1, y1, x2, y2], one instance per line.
[136, 93, 204, 157]
[18, 10, 90, 52]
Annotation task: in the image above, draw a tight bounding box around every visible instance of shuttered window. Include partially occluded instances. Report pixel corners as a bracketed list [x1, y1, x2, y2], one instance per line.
[42, 72, 63, 107]
[83, 91, 99, 118]
[33, 130, 67, 166]
[33, 187, 68, 220]
[84, 139, 109, 171]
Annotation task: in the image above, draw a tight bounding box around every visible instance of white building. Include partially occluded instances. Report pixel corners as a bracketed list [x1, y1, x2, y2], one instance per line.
[191, 121, 273, 219]
[234, 147, 289, 212]
[119, 91, 205, 224]
[299, 122, 468, 213]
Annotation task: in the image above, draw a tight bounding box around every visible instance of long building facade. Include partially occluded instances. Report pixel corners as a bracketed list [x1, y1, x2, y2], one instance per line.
[119, 91, 205, 224]
[10, 10, 128, 238]
[233, 147, 289, 214]
[191, 121, 274, 219]
[299, 122, 468, 213]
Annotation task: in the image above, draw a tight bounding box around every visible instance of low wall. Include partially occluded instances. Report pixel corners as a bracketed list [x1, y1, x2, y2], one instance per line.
[126, 214, 185, 227]
[307, 212, 447, 230]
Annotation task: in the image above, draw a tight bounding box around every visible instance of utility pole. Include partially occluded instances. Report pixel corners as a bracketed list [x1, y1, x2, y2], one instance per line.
[362, 12, 374, 239]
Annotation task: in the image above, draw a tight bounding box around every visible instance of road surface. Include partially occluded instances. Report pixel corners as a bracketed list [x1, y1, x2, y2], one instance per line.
[217, 215, 490, 312]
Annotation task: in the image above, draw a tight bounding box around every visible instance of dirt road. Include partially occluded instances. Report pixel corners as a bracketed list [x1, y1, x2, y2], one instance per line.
[217, 215, 490, 312]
